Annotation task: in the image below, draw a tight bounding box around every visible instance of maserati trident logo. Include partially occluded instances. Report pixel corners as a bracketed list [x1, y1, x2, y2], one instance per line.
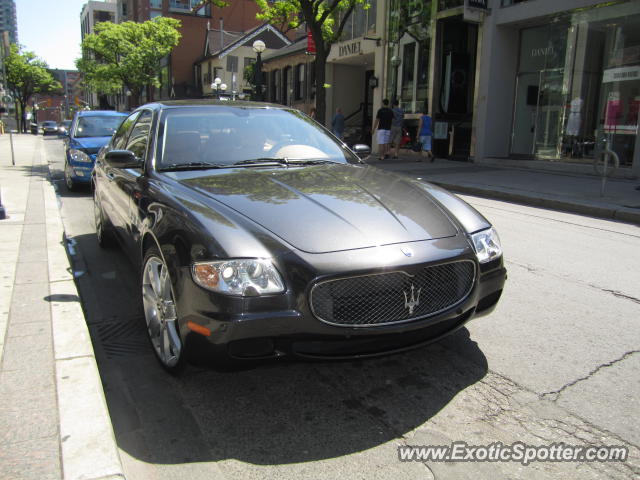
[400, 246, 414, 257]
[403, 284, 421, 315]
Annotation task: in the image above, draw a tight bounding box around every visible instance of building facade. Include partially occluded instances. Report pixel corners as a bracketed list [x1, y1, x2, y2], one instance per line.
[80, 0, 118, 108]
[257, 0, 639, 176]
[117, 0, 262, 100]
[81, 0, 117, 40]
[0, 0, 17, 45]
[196, 24, 291, 99]
[261, 0, 385, 144]
[475, 0, 640, 176]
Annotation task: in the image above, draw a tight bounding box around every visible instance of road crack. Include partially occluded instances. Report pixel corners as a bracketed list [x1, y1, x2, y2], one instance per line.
[541, 350, 640, 400]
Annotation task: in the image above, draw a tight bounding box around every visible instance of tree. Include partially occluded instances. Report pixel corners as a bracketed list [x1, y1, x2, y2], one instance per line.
[253, 0, 370, 124]
[76, 17, 181, 108]
[5, 44, 61, 133]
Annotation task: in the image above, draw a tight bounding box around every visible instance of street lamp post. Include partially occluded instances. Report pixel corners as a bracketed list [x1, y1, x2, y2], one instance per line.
[211, 77, 222, 99]
[390, 55, 402, 104]
[252, 40, 266, 102]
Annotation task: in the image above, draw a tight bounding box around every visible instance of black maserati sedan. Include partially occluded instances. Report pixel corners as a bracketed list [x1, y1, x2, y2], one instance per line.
[92, 100, 506, 373]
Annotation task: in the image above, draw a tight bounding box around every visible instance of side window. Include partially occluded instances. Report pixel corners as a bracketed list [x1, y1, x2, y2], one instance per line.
[125, 110, 153, 161]
[111, 112, 140, 150]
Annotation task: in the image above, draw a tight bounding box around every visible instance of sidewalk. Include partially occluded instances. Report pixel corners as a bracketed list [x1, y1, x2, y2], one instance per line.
[368, 150, 640, 225]
[0, 133, 124, 480]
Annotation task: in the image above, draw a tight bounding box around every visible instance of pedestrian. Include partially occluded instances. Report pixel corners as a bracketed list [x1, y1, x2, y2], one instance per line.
[417, 106, 434, 162]
[390, 99, 404, 159]
[331, 107, 345, 140]
[309, 107, 317, 120]
[373, 98, 394, 160]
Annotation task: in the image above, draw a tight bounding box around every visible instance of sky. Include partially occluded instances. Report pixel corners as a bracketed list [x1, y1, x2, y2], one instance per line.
[16, 0, 89, 70]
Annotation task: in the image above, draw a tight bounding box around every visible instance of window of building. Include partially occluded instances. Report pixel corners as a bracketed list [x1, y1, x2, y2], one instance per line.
[271, 70, 281, 103]
[295, 64, 305, 100]
[226, 55, 238, 73]
[339, 0, 378, 41]
[169, 0, 210, 16]
[510, 3, 640, 168]
[438, 0, 463, 10]
[150, 11, 162, 19]
[387, 0, 431, 113]
[150, 0, 162, 8]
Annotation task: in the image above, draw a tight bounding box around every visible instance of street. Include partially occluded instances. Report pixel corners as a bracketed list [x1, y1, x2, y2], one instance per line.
[41, 135, 639, 480]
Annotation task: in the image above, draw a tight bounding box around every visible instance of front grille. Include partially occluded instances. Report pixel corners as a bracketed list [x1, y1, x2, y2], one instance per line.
[310, 260, 476, 327]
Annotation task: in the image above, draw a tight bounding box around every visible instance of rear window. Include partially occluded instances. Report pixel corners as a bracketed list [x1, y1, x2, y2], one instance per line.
[74, 115, 125, 138]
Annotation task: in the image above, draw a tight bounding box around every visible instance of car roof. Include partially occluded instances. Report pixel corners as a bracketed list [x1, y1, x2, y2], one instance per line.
[76, 110, 128, 117]
[139, 99, 288, 111]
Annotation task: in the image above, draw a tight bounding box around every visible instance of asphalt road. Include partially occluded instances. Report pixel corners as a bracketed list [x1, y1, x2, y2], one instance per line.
[44, 137, 639, 480]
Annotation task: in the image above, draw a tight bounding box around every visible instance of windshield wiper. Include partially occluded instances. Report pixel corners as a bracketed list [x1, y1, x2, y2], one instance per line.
[160, 162, 226, 171]
[286, 158, 340, 165]
[231, 158, 339, 167]
[232, 158, 290, 166]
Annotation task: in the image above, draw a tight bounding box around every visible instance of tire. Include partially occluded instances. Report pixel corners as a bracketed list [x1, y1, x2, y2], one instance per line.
[93, 190, 116, 248]
[64, 162, 76, 191]
[141, 246, 186, 374]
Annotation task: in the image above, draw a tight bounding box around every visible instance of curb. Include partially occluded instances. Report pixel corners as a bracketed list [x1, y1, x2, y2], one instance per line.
[42, 151, 126, 480]
[430, 181, 640, 226]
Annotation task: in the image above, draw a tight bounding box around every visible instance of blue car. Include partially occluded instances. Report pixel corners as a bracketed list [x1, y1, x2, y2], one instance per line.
[64, 110, 127, 190]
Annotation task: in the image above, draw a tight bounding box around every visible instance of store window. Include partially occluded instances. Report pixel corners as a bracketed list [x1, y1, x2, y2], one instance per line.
[511, 2, 640, 167]
[511, 23, 568, 158]
[387, 0, 431, 113]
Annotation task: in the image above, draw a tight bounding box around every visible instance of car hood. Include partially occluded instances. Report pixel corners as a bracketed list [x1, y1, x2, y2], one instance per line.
[70, 136, 111, 150]
[179, 164, 458, 254]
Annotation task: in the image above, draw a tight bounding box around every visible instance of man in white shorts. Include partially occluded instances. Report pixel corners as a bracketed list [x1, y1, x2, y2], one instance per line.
[373, 99, 394, 160]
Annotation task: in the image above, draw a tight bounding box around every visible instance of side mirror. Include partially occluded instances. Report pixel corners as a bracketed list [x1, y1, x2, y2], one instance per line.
[352, 143, 371, 160]
[105, 150, 142, 169]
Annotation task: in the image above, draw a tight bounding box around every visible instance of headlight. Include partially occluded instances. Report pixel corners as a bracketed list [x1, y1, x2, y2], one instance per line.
[68, 149, 93, 163]
[192, 259, 285, 296]
[470, 227, 502, 263]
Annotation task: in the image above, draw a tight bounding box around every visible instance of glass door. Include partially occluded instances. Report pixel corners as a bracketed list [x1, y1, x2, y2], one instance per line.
[534, 69, 566, 158]
[511, 72, 539, 155]
[511, 70, 566, 157]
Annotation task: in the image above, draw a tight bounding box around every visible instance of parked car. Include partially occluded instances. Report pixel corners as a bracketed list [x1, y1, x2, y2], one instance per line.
[42, 120, 59, 136]
[93, 100, 506, 373]
[58, 119, 72, 136]
[64, 110, 127, 190]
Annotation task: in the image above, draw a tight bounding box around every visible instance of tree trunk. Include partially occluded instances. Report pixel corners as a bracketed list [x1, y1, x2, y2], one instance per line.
[312, 29, 330, 126]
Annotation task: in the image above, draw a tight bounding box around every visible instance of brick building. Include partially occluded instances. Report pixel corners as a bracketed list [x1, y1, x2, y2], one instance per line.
[117, 0, 263, 100]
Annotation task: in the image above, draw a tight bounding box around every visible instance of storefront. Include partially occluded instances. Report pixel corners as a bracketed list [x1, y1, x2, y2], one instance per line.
[509, 1, 640, 169]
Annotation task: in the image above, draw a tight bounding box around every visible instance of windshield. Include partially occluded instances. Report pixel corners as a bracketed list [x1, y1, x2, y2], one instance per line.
[157, 106, 358, 169]
[74, 115, 125, 138]
[44, 122, 57, 127]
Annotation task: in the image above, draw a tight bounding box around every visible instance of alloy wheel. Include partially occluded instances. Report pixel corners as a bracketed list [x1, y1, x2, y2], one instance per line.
[142, 255, 182, 369]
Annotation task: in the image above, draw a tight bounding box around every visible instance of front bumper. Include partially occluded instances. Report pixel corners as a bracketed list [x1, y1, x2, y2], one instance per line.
[177, 252, 506, 364]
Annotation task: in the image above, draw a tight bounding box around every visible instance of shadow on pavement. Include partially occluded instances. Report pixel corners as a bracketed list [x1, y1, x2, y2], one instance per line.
[66, 229, 489, 467]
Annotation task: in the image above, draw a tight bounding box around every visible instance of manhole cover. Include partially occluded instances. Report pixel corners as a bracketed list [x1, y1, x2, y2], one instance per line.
[95, 317, 152, 359]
